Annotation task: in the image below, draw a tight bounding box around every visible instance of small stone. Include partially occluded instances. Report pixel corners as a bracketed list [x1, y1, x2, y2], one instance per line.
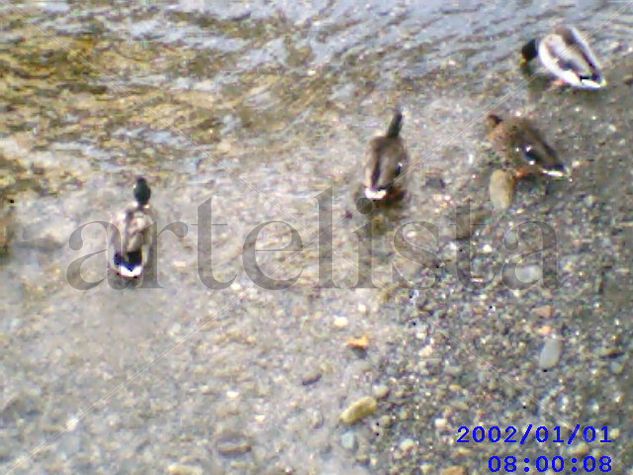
[610, 361, 624, 375]
[489, 169, 515, 211]
[340, 396, 377, 424]
[534, 305, 553, 318]
[419, 345, 433, 358]
[372, 384, 390, 400]
[167, 464, 203, 475]
[420, 464, 435, 474]
[333, 316, 349, 329]
[301, 371, 322, 386]
[569, 442, 589, 457]
[434, 418, 448, 430]
[539, 337, 563, 370]
[341, 431, 357, 451]
[217, 438, 251, 456]
[515, 264, 542, 284]
[346, 335, 369, 350]
[399, 438, 416, 453]
[309, 410, 324, 429]
[537, 325, 552, 336]
[441, 466, 467, 475]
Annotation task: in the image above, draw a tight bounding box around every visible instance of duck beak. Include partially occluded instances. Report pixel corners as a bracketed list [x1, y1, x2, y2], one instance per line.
[580, 78, 606, 89]
[365, 187, 387, 200]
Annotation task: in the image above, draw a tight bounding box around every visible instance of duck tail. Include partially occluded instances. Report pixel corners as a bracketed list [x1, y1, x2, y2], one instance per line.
[386, 109, 403, 138]
[520, 38, 538, 64]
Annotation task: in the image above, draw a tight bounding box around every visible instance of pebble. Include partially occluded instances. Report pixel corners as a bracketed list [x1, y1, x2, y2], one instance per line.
[340, 396, 378, 424]
[301, 370, 322, 386]
[217, 439, 252, 456]
[372, 384, 390, 400]
[489, 169, 515, 211]
[441, 467, 467, 475]
[420, 464, 435, 474]
[333, 316, 349, 329]
[515, 264, 542, 284]
[539, 337, 563, 370]
[346, 335, 369, 350]
[341, 431, 357, 451]
[399, 438, 416, 453]
[610, 361, 624, 375]
[167, 464, 204, 475]
[533, 305, 553, 318]
[434, 418, 448, 430]
[569, 442, 589, 457]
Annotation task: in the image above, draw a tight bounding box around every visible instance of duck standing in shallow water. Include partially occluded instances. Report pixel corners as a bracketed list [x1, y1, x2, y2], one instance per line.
[521, 25, 606, 89]
[486, 114, 567, 180]
[108, 177, 155, 278]
[363, 109, 409, 202]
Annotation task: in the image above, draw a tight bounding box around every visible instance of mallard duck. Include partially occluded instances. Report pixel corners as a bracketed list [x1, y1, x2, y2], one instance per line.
[486, 114, 566, 179]
[363, 109, 409, 202]
[108, 177, 154, 278]
[521, 25, 606, 89]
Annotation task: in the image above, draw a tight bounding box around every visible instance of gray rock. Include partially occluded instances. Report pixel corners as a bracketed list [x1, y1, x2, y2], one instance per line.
[301, 370, 322, 386]
[539, 337, 563, 370]
[217, 438, 252, 457]
[167, 464, 204, 475]
[489, 169, 515, 211]
[340, 396, 378, 424]
[341, 431, 357, 451]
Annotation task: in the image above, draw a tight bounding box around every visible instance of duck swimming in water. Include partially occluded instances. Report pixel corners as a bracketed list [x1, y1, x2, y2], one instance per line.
[363, 109, 409, 202]
[108, 177, 154, 278]
[486, 114, 567, 179]
[521, 25, 606, 89]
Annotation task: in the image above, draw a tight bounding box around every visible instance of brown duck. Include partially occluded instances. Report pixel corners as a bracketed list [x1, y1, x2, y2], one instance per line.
[363, 110, 409, 202]
[486, 114, 566, 179]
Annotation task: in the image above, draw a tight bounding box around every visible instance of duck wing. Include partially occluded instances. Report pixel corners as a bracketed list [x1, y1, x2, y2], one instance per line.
[540, 27, 602, 83]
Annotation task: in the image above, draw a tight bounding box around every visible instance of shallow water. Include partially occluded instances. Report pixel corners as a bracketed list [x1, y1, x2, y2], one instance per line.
[1, 1, 632, 474]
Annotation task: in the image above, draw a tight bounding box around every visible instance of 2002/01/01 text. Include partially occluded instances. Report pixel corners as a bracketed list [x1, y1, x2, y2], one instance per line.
[456, 425, 613, 446]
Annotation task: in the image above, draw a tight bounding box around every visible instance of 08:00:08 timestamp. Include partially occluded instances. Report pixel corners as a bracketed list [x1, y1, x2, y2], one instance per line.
[488, 455, 613, 473]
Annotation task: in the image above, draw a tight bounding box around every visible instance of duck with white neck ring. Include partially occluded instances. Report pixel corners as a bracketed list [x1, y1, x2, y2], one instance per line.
[520, 25, 606, 89]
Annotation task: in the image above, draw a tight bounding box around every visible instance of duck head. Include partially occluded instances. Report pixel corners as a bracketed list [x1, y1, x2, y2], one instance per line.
[520, 38, 539, 64]
[134, 177, 151, 206]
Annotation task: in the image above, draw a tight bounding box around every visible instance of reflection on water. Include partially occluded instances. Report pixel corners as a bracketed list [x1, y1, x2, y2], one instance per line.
[1, 1, 632, 473]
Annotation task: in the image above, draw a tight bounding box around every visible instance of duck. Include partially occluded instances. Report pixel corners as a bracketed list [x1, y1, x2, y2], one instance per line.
[486, 114, 567, 179]
[520, 25, 606, 89]
[108, 177, 154, 278]
[363, 109, 409, 202]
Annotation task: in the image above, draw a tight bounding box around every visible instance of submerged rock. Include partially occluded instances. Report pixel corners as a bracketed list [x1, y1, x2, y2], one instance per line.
[167, 464, 203, 475]
[341, 431, 357, 451]
[340, 396, 377, 424]
[489, 169, 515, 211]
[217, 440, 252, 456]
[441, 466, 468, 475]
[539, 337, 563, 370]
